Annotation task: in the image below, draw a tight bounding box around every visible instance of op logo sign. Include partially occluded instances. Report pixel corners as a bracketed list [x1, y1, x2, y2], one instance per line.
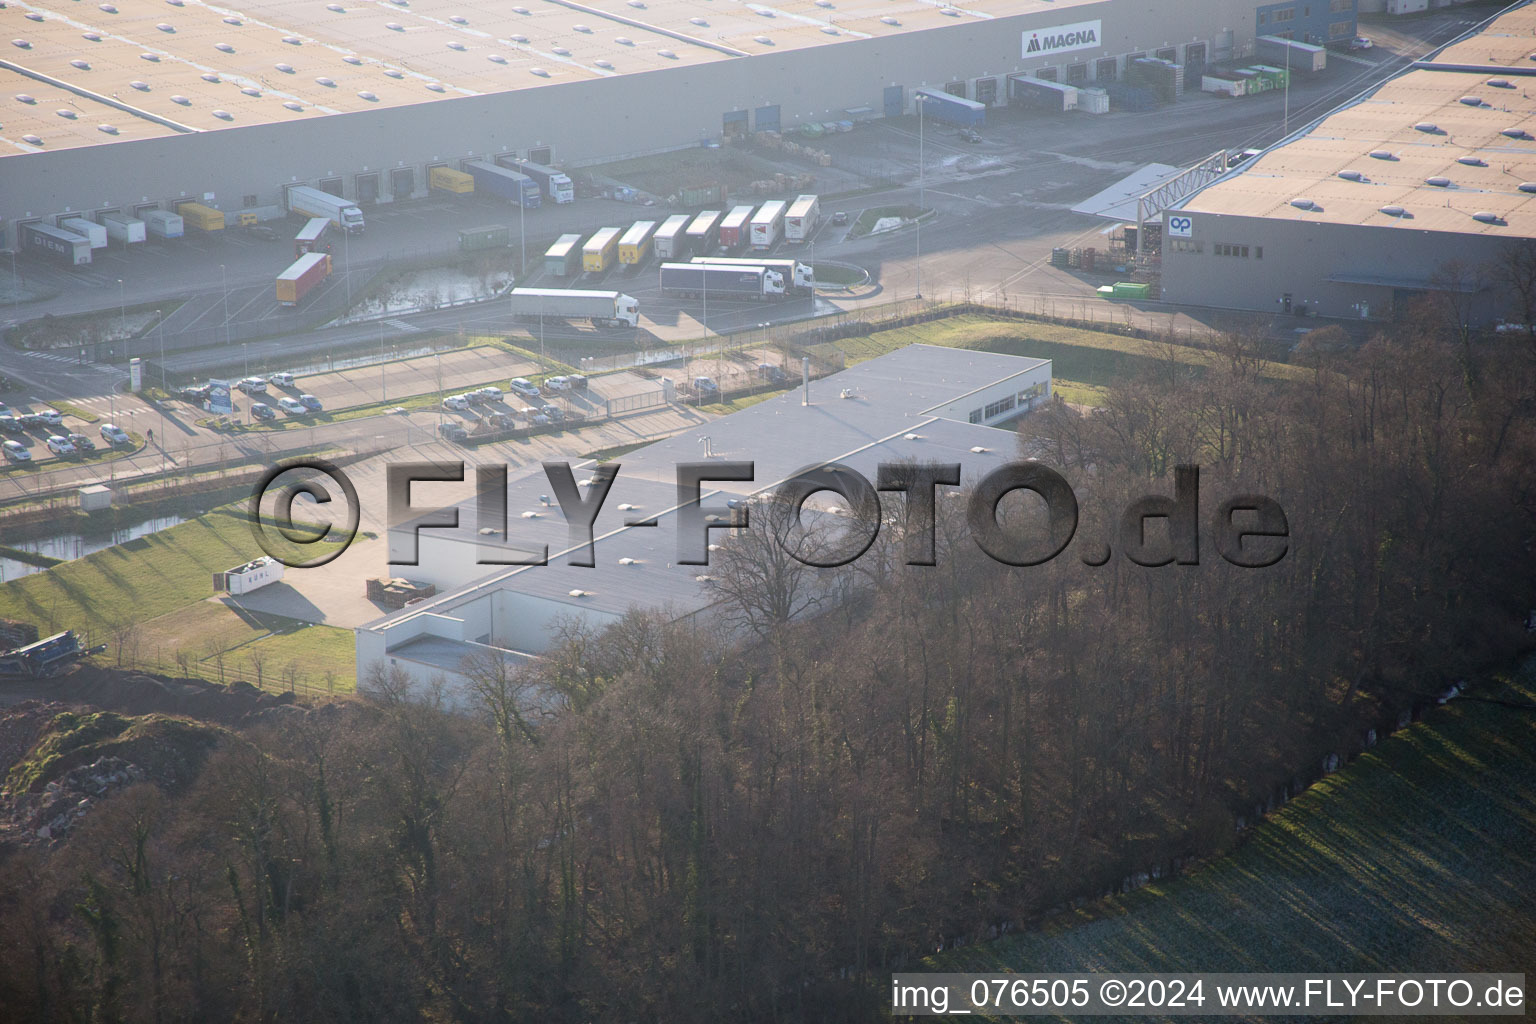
[1023, 20, 1101, 58]
[1167, 214, 1194, 238]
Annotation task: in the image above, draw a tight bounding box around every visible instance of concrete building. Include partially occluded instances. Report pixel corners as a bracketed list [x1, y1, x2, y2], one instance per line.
[355, 344, 1052, 700]
[1160, 3, 1535, 325]
[0, 0, 1317, 244]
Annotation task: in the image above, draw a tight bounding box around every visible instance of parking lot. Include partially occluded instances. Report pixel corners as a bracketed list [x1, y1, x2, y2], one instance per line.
[0, 401, 139, 469]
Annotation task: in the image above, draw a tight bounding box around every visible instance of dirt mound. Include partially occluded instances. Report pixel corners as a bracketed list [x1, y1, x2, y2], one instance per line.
[6, 663, 336, 728]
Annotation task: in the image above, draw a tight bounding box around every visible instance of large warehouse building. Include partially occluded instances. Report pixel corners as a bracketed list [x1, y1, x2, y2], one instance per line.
[1160, 2, 1535, 326]
[0, 0, 1324, 245]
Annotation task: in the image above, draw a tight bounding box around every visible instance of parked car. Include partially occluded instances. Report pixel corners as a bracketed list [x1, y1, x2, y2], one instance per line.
[693, 376, 719, 395]
[958, 128, 982, 143]
[180, 385, 212, 403]
[540, 404, 565, 423]
[443, 395, 471, 412]
[38, 409, 63, 427]
[20, 413, 48, 430]
[268, 371, 295, 387]
[439, 422, 468, 441]
[831, 211, 849, 226]
[507, 378, 541, 400]
[525, 408, 551, 426]
[237, 376, 268, 394]
[566, 374, 588, 393]
[757, 362, 787, 383]
[100, 423, 130, 445]
[67, 433, 95, 451]
[542, 376, 572, 394]
[0, 415, 23, 434]
[465, 390, 492, 406]
[277, 397, 307, 415]
[45, 435, 76, 456]
[1350, 35, 1373, 51]
[475, 386, 504, 402]
[250, 402, 276, 421]
[299, 394, 323, 411]
[2, 439, 31, 462]
[486, 411, 516, 431]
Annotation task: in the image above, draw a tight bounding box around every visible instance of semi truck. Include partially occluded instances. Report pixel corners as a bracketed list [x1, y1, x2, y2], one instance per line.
[498, 157, 574, 203]
[618, 220, 657, 266]
[691, 256, 814, 294]
[685, 210, 724, 254]
[276, 251, 332, 306]
[100, 212, 146, 246]
[749, 200, 787, 250]
[653, 214, 692, 259]
[143, 210, 184, 240]
[429, 165, 475, 194]
[464, 161, 542, 208]
[294, 217, 334, 257]
[507, 287, 639, 328]
[718, 204, 755, 250]
[784, 194, 820, 244]
[0, 630, 106, 679]
[544, 234, 583, 277]
[176, 201, 225, 233]
[59, 217, 107, 250]
[285, 185, 365, 234]
[21, 222, 92, 266]
[583, 227, 623, 274]
[659, 262, 785, 300]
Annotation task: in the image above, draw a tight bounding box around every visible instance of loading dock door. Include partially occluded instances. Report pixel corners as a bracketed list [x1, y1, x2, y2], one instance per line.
[723, 109, 748, 140]
[528, 146, 552, 165]
[753, 104, 780, 132]
[884, 85, 904, 118]
[390, 167, 415, 199]
[319, 177, 344, 198]
[943, 81, 967, 98]
[356, 172, 379, 204]
[975, 77, 997, 106]
[1184, 42, 1207, 92]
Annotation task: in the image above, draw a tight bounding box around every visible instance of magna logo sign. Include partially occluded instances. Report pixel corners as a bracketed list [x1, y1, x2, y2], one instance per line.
[1023, 20, 1102, 58]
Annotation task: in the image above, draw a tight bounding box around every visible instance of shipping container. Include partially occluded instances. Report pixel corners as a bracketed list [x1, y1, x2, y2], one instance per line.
[582, 227, 623, 274]
[749, 200, 787, 250]
[276, 251, 332, 306]
[294, 217, 334, 257]
[458, 224, 511, 252]
[430, 166, 475, 194]
[142, 210, 184, 240]
[59, 217, 107, 250]
[100, 213, 146, 245]
[21, 222, 92, 266]
[784, 194, 820, 244]
[718, 205, 755, 250]
[680, 182, 726, 207]
[685, 209, 723, 253]
[653, 214, 693, 259]
[176, 201, 225, 232]
[913, 87, 986, 127]
[464, 161, 542, 208]
[618, 220, 657, 266]
[544, 233, 583, 277]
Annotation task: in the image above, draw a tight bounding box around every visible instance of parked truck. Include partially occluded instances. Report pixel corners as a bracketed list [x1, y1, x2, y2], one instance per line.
[143, 210, 184, 240]
[544, 233, 583, 277]
[464, 161, 542, 208]
[784, 194, 820, 244]
[276, 251, 332, 306]
[176, 201, 226, 233]
[429, 165, 475, 194]
[507, 287, 639, 328]
[718, 204, 755, 250]
[749, 200, 787, 250]
[582, 227, 623, 273]
[498, 157, 574, 203]
[691, 256, 814, 294]
[653, 214, 692, 260]
[294, 217, 334, 257]
[59, 217, 107, 250]
[659, 262, 785, 300]
[21, 222, 92, 266]
[286, 185, 365, 234]
[100, 212, 146, 246]
[618, 220, 657, 266]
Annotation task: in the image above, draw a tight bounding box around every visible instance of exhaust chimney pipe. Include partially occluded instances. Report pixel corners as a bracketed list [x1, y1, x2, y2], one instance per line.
[802, 355, 811, 406]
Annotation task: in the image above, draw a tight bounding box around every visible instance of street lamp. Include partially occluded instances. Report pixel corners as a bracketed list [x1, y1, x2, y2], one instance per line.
[219, 264, 230, 348]
[915, 93, 925, 300]
[117, 278, 126, 365]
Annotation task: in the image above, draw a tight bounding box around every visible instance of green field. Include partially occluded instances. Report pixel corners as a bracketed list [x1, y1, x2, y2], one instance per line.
[0, 505, 356, 692]
[933, 665, 1536, 1012]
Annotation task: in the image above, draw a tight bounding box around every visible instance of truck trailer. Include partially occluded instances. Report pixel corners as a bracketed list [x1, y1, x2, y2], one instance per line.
[618, 220, 657, 266]
[913, 87, 986, 127]
[429, 166, 475, 194]
[544, 234, 583, 277]
[286, 186, 365, 234]
[142, 210, 184, 240]
[294, 217, 334, 257]
[685, 210, 724, 254]
[59, 217, 107, 250]
[1257, 35, 1326, 72]
[499, 157, 574, 203]
[100, 212, 146, 246]
[464, 161, 542, 208]
[653, 214, 692, 259]
[21, 222, 91, 266]
[176, 201, 225, 233]
[749, 200, 787, 250]
[583, 227, 622, 273]
[507, 288, 639, 328]
[691, 256, 814, 293]
[784, 194, 821, 244]
[659, 262, 785, 300]
[276, 251, 332, 306]
[718, 204, 755, 250]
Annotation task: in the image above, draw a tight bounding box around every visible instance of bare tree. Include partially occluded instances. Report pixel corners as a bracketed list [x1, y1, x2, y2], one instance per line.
[1491, 239, 1536, 341]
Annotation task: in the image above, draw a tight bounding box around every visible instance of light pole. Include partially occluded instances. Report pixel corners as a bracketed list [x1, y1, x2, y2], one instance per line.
[117, 278, 126, 366]
[219, 264, 230, 348]
[343, 228, 352, 311]
[915, 94, 925, 300]
[380, 320, 387, 401]
[519, 192, 526, 288]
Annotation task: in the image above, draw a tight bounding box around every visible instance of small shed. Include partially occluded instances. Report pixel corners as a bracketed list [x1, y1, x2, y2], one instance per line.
[79, 485, 112, 512]
[215, 556, 285, 595]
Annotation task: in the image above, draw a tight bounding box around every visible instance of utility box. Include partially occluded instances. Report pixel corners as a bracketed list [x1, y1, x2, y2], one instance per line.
[78, 484, 112, 511]
[214, 556, 285, 595]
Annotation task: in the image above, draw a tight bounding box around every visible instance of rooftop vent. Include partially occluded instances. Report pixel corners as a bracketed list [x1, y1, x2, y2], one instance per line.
[615, 36, 633, 45]
[617, 557, 638, 565]
[694, 574, 713, 583]
[1289, 197, 1315, 209]
[157, 23, 175, 32]
[100, 2, 117, 9]
[1379, 205, 1405, 216]
[450, 15, 468, 24]
[343, 55, 362, 64]
[69, 59, 90, 70]
[1472, 210, 1500, 223]
[211, 109, 232, 120]
[757, 7, 774, 14]
[23, 11, 40, 20]
[627, 0, 645, 7]
[165, 0, 182, 5]
[574, 23, 591, 32]
[1424, 175, 1451, 187]
[1337, 169, 1363, 181]
[551, 46, 570, 55]
[283, 100, 303, 110]
[1457, 156, 1485, 166]
[446, 40, 466, 50]
[941, 6, 961, 14]
[689, 16, 707, 26]
[821, 26, 839, 35]
[754, 35, 773, 44]
[969, 446, 989, 454]
[881, 16, 900, 25]
[222, 16, 241, 25]
[1501, 127, 1529, 139]
[1414, 122, 1438, 133]
[327, 4, 345, 11]
[1458, 96, 1482, 106]
[129, 81, 148, 91]
[275, 62, 294, 72]
[529, 66, 550, 76]
[383, 68, 403, 78]
[488, 53, 507, 63]
[240, 86, 259, 96]
[357, 90, 377, 101]
[594, 58, 612, 68]
[201, 72, 220, 82]
[21, 134, 41, 145]
[815, 0, 834, 7]
[386, 22, 403, 31]
[98, 124, 117, 134]
[214, 42, 234, 52]
[617, 503, 637, 511]
[11, 39, 30, 49]
[140, 52, 160, 61]
[425, 82, 444, 91]
[170, 94, 190, 105]
[14, 93, 35, 103]
[567, 589, 589, 598]
[83, 32, 102, 42]
[513, 5, 529, 12]
[56, 109, 77, 119]
[903, 432, 922, 440]
[283, 36, 301, 45]
[1520, 182, 1536, 193]
[658, 48, 677, 58]
[510, 33, 528, 42]
[315, 76, 336, 87]
[1486, 77, 1511, 87]
[520, 510, 541, 518]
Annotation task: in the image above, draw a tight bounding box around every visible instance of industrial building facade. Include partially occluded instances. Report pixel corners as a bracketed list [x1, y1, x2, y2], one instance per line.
[1160, 3, 1536, 326]
[1, 0, 1302, 244]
